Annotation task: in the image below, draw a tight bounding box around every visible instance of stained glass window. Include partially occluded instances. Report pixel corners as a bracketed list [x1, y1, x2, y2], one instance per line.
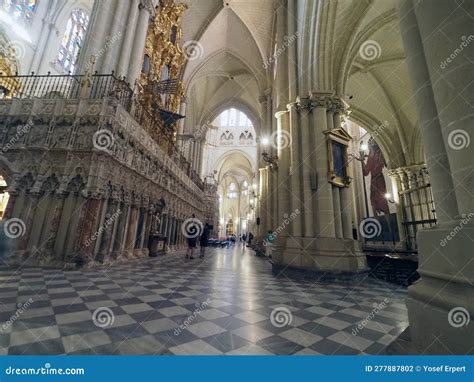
[1, 0, 37, 23]
[57, 8, 89, 74]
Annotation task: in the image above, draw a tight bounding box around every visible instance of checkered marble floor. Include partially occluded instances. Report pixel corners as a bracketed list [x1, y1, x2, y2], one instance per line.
[0, 246, 409, 355]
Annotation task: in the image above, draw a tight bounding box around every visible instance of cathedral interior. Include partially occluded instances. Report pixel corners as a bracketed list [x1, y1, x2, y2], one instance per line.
[0, 0, 472, 356]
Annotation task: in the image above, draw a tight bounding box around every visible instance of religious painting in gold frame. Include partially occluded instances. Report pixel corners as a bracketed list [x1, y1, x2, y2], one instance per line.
[324, 127, 352, 187]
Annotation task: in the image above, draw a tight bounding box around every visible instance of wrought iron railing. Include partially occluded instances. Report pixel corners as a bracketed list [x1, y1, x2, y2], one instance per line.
[0, 72, 133, 111]
[0, 72, 205, 191]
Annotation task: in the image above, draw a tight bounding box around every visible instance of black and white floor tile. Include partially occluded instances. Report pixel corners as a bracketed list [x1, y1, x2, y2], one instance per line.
[0, 247, 409, 355]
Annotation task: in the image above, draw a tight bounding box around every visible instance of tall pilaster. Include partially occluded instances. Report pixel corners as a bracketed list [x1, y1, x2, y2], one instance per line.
[77, 0, 116, 74]
[102, 0, 130, 75]
[296, 97, 315, 238]
[398, 0, 473, 354]
[273, 93, 366, 273]
[117, 0, 140, 78]
[310, 94, 335, 237]
[127, 1, 153, 85]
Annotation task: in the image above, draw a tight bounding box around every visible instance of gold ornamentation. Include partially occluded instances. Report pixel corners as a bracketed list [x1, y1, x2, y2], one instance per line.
[0, 35, 21, 97]
[137, 0, 187, 154]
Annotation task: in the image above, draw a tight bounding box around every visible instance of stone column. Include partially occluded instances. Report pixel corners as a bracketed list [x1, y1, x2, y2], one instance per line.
[118, 202, 132, 256]
[398, 0, 473, 354]
[172, 217, 178, 246]
[43, 191, 66, 257]
[258, 166, 269, 237]
[397, 1, 458, 224]
[335, 105, 353, 239]
[162, 213, 169, 239]
[332, 187, 343, 238]
[310, 95, 336, 237]
[326, 104, 345, 238]
[273, 0, 292, 257]
[340, 188, 353, 239]
[167, 215, 173, 247]
[74, 197, 103, 265]
[170, 216, 176, 246]
[124, 206, 139, 256]
[29, 22, 54, 74]
[17, 193, 39, 255]
[387, 168, 408, 248]
[296, 97, 315, 238]
[93, 197, 109, 256]
[96, 200, 120, 263]
[117, 0, 140, 78]
[287, 0, 302, 237]
[102, 0, 130, 75]
[127, 1, 152, 85]
[258, 92, 271, 238]
[139, 209, 149, 249]
[78, 0, 115, 74]
[108, 201, 122, 259]
[287, 103, 303, 237]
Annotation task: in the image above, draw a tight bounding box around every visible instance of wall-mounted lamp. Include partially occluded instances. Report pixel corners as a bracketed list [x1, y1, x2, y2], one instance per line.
[260, 137, 278, 169]
[348, 142, 369, 164]
[384, 193, 396, 204]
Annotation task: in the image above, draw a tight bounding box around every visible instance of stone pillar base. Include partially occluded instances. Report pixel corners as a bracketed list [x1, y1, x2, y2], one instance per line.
[273, 236, 368, 273]
[406, 224, 474, 354]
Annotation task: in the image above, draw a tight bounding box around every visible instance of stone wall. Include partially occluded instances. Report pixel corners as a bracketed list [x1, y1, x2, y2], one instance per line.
[0, 95, 208, 268]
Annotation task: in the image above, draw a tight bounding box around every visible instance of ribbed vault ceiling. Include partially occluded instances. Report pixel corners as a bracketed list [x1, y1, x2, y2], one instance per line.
[181, 0, 278, 135]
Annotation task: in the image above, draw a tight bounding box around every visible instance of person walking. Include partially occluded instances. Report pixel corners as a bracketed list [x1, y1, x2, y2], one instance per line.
[247, 232, 254, 247]
[199, 223, 211, 258]
[185, 214, 199, 260]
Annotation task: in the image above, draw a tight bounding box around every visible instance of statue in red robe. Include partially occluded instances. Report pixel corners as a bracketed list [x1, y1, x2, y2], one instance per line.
[362, 138, 390, 216]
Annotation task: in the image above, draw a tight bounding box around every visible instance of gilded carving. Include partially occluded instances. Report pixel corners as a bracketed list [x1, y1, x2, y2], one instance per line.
[137, 0, 187, 154]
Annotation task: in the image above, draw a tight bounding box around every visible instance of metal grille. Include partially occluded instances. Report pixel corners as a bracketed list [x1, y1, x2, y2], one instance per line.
[399, 168, 437, 251]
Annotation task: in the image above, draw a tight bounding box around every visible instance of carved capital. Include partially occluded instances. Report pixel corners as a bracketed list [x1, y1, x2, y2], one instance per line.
[139, 0, 154, 14]
[326, 97, 346, 114]
[295, 96, 312, 112]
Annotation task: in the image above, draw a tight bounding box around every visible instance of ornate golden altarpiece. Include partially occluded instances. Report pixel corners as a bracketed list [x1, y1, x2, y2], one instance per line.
[137, 0, 187, 154]
[0, 34, 20, 96]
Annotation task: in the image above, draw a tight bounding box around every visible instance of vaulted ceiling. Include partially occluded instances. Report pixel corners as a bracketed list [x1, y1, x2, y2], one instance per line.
[181, 0, 423, 168]
[318, 0, 422, 166]
[181, 0, 278, 133]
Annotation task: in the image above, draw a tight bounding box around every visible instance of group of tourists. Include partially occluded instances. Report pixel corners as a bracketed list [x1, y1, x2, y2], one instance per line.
[185, 214, 211, 260]
[184, 216, 276, 260]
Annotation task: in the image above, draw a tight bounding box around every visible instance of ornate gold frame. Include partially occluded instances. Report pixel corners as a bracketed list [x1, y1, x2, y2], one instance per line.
[324, 127, 353, 187]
